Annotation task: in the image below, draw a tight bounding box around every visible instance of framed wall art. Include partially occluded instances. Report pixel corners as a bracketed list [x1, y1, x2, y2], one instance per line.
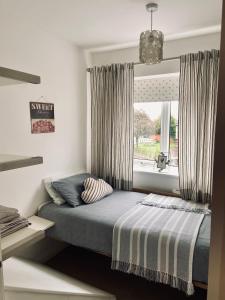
[30, 101, 55, 134]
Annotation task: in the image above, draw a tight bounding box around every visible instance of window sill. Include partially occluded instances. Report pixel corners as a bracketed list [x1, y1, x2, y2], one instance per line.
[133, 160, 179, 178]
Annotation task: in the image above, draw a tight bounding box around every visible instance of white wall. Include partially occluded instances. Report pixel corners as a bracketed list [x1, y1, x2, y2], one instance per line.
[0, 18, 87, 217]
[88, 33, 221, 192]
[91, 33, 221, 76]
[133, 172, 179, 192]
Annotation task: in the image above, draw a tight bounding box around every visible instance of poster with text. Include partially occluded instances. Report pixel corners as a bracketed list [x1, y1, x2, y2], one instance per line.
[30, 102, 55, 134]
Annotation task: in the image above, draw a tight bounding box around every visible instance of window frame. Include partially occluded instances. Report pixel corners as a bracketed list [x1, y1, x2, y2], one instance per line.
[160, 101, 171, 155]
[133, 73, 179, 173]
[133, 101, 177, 162]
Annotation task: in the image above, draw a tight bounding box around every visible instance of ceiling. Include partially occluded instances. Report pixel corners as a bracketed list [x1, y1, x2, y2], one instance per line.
[0, 0, 223, 49]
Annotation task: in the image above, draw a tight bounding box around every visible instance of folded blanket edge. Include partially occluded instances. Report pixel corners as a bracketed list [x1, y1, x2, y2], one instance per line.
[141, 201, 211, 215]
[111, 260, 194, 296]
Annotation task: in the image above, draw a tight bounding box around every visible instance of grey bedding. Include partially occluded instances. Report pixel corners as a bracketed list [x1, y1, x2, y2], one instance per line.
[38, 190, 210, 284]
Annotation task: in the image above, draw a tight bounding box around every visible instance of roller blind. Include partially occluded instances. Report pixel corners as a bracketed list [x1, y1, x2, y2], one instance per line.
[134, 74, 179, 103]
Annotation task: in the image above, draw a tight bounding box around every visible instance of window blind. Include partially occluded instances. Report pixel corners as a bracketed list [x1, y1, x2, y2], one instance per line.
[134, 74, 179, 103]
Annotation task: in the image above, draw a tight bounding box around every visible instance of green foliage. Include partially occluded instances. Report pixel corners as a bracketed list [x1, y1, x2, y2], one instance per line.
[154, 116, 177, 138]
[170, 116, 177, 139]
[134, 142, 161, 160]
[154, 117, 161, 135]
[134, 109, 154, 145]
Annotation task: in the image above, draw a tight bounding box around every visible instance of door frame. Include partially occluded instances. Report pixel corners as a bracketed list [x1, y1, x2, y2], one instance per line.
[207, 1, 225, 299]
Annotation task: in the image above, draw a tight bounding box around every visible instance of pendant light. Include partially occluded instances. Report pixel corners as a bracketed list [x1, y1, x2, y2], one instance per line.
[139, 2, 164, 64]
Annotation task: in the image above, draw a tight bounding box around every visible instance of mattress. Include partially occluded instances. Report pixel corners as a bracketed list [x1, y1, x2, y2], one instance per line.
[38, 190, 210, 284]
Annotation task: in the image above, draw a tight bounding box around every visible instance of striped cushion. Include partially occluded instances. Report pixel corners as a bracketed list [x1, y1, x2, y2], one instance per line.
[81, 178, 113, 204]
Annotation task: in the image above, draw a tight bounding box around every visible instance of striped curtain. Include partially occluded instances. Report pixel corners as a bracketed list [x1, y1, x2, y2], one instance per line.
[90, 63, 134, 190]
[179, 50, 219, 204]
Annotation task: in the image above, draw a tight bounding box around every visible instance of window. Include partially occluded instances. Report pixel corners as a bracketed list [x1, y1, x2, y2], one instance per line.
[134, 102, 162, 161]
[133, 74, 179, 175]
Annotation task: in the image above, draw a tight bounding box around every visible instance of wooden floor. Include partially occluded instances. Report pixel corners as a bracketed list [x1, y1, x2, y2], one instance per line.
[47, 246, 207, 300]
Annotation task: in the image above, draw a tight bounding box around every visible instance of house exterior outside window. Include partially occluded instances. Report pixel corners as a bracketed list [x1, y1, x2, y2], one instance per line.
[134, 73, 179, 176]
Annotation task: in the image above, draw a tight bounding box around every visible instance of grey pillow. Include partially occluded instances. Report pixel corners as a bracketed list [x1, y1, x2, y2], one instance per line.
[52, 173, 95, 207]
[44, 177, 66, 205]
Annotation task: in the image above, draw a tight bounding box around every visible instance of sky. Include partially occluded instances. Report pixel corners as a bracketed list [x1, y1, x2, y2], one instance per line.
[134, 101, 178, 121]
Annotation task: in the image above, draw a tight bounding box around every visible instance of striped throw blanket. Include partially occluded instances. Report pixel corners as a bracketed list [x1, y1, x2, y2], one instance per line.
[111, 194, 210, 295]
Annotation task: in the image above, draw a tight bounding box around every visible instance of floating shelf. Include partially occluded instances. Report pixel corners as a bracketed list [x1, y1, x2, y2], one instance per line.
[0, 66, 40, 86]
[0, 155, 43, 172]
[1, 216, 55, 260]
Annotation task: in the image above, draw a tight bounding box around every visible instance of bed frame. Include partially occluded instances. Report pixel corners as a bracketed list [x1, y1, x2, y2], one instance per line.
[132, 187, 208, 290]
[93, 248, 208, 291]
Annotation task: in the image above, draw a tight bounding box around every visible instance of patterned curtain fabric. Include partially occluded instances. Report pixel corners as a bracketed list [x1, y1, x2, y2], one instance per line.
[179, 50, 219, 204]
[90, 63, 134, 190]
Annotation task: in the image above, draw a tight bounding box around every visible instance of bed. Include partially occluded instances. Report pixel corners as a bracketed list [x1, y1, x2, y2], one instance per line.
[38, 190, 210, 286]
